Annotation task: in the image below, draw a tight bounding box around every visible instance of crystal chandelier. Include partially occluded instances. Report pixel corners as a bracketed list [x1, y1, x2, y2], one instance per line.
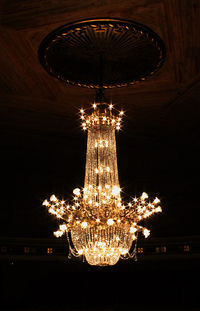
[43, 98, 162, 266]
[39, 18, 166, 266]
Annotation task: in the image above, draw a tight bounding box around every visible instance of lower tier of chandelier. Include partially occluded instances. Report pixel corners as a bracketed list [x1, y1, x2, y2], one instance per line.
[38, 18, 166, 88]
[71, 226, 133, 266]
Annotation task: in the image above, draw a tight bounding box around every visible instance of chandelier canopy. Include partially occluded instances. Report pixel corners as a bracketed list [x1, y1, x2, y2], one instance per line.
[40, 18, 165, 266]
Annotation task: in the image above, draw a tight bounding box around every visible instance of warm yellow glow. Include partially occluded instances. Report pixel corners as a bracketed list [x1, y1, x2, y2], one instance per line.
[111, 186, 121, 196]
[132, 234, 137, 240]
[120, 248, 128, 255]
[155, 206, 162, 213]
[73, 188, 81, 196]
[141, 192, 148, 200]
[81, 221, 88, 228]
[43, 102, 162, 266]
[59, 224, 67, 231]
[130, 226, 137, 233]
[107, 219, 114, 226]
[143, 228, 150, 238]
[50, 195, 57, 202]
[154, 197, 160, 204]
[42, 199, 49, 206]
[54, 230, 63, 237]
[106, 166, 110, 172]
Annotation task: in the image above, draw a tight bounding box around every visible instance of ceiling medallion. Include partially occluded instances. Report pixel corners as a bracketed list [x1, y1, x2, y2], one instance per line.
[40, 18, 165, 266]
[38, 18, 166, 88]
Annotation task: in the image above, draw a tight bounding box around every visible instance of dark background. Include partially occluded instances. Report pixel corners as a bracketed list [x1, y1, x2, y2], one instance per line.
[0, 1, 200, 310]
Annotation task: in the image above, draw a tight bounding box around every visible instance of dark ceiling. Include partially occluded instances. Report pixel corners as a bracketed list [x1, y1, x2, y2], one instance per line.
[0, 0, 200, 238]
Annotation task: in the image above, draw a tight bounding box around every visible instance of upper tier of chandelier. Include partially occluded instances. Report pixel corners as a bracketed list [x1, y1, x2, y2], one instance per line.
[83, 103, 121, 207]
[43, 103, 162, 266]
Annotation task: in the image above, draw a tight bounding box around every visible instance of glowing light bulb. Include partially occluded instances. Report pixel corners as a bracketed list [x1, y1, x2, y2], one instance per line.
[50, 195, 57, 202]
[111, 186, 121, 196]
[54, 230, 63, 238]
[141, 192, 148, 200]
[78, 249, 84, 255]
[73, 188, 81, 196]
[155, 206, 162, 213]
[81, 221, 88, 228]
[109, 104, 113, 109]
[143, 228, 150, 238]
[49, 207, 55, 214]
[132, 234, 137, 240]
[120, 248, 128, 255]
[130, 226, 137, 233]
[154, 197, 160, 204]
[120, 111, 124, 115]
[107, 218, 114, 226]
[59, 224, 67, 231]
[93, 103, 97, 109]
[42, 200, 49, 206]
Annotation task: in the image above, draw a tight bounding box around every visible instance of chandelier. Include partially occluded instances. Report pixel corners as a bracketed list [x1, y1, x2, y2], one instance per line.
[39, 18, 166, 266]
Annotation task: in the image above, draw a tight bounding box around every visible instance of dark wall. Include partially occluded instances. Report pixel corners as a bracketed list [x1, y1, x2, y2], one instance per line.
[1, 258, 200, 310]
